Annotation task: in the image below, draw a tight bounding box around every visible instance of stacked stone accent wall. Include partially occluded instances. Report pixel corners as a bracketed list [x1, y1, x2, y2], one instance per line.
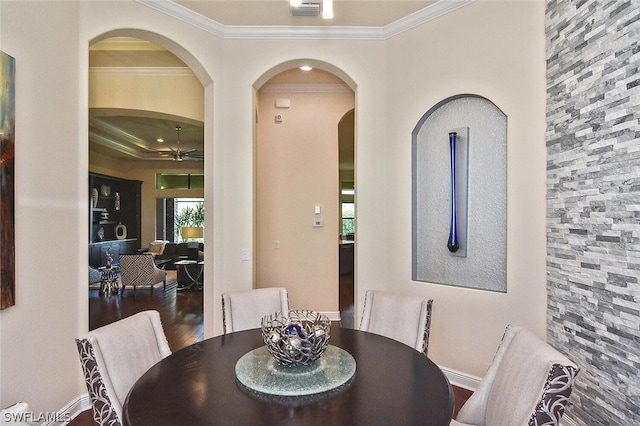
[546, 0, 639, 425]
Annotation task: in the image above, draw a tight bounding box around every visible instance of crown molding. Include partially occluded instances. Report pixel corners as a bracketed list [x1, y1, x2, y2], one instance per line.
[137, 0, 226, 38]
[384, 0, 474, 39]
[136, 0, 475, 41]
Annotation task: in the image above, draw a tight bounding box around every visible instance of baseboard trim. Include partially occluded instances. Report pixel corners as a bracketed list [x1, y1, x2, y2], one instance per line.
[439, 365, 480, 391]
[46, 394, 91, 425]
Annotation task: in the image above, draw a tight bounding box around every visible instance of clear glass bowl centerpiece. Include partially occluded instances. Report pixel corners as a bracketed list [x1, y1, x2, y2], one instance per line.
[261, 310, 331, 367]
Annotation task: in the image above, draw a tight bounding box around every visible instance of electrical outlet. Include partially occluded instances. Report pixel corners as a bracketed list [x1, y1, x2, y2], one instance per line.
[241, 248, 249, 261]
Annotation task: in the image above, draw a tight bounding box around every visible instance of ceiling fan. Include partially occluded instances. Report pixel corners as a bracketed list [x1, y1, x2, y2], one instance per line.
[169, 125, 201, 161]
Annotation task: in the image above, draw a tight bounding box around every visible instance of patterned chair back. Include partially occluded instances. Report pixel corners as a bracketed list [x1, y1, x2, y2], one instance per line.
[75, 310, 171, 426]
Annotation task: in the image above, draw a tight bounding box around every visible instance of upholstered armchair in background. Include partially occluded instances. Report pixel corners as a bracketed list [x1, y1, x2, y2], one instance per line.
[75, 310, 171, 426]
[359, 290, 433, 355]
[450, 324, 579, 426]
[221, 287, 289, 333]
[119, 254, 167, 292]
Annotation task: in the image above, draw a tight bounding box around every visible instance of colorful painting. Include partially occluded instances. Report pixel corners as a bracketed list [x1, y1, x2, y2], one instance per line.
[0, 51, 16, 309]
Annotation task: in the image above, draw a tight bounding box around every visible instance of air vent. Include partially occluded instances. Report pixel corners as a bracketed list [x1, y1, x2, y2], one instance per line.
[290, 2, 320, 16]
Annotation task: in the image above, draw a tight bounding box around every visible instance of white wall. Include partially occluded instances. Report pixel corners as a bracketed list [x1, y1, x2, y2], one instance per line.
[0, 0, 547, 414]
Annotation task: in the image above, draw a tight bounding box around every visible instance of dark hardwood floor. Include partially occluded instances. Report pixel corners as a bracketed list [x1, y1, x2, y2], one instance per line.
[72, 274, 471, 425]
[89, 271, 204, 353]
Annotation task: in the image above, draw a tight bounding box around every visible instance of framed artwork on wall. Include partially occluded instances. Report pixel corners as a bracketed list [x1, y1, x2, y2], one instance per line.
[1, 50, 16, 309]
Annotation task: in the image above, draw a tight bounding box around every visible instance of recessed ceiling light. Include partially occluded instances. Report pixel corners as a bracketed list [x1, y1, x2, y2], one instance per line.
[157, 138, 164, 143]
[300, 65, 313, 71]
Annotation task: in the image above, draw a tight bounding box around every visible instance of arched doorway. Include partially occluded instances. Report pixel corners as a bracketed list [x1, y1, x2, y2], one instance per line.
[253, 60, 356, 323]
[87, 32, 212, 348]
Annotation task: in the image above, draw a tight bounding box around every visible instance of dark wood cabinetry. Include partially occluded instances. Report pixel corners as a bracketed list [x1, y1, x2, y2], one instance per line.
[89, 173, 142, 267]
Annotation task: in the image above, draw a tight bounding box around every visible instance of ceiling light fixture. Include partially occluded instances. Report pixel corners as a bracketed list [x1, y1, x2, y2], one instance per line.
[300, 65, 313, 71]
[322, 0, 333, 19]
[157, 138, 164, 143]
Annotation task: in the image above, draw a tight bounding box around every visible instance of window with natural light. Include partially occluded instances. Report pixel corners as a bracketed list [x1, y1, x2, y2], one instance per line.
[341, 202, 355, 236]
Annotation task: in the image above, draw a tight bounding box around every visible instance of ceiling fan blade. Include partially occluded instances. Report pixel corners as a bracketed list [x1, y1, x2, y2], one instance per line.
[184, 151, 204, 160]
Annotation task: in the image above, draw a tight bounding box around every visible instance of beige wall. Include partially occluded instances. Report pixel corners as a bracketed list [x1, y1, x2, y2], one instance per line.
[384, 0, 547, 375]
[90, 71, 204, 123]
[256, 88, 355, 313]
[0, 0, 547, 414]
[0, 0, 220, 414]
[0, 0, 86, 414]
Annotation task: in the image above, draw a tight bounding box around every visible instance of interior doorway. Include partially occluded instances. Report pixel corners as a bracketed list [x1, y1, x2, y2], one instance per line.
[338, 109, 355, 327]
[87, 34, 207, 332]
[253, 63, 355, 322]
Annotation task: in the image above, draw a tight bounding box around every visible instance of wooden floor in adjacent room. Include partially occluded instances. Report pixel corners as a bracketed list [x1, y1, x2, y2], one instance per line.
[88, 271, 204, 353]
[72, 276, 471, 425]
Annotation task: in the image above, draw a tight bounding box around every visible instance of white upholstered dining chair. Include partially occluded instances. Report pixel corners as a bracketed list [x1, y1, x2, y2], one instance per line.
[450, 324, 579, 426]
[75, 310, 172, 426]
[359, 290, 433, 355]
[221, 287, 289, 333]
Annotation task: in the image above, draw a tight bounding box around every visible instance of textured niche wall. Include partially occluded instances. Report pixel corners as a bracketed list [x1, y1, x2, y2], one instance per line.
[412, 95, 507, 292]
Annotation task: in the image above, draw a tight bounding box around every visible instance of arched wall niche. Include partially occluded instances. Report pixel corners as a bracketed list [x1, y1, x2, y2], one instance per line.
[412, 94, 507, 292]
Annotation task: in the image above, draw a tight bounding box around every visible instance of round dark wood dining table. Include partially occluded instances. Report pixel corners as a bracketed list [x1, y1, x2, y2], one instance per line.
[123, 324, 454, 426]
